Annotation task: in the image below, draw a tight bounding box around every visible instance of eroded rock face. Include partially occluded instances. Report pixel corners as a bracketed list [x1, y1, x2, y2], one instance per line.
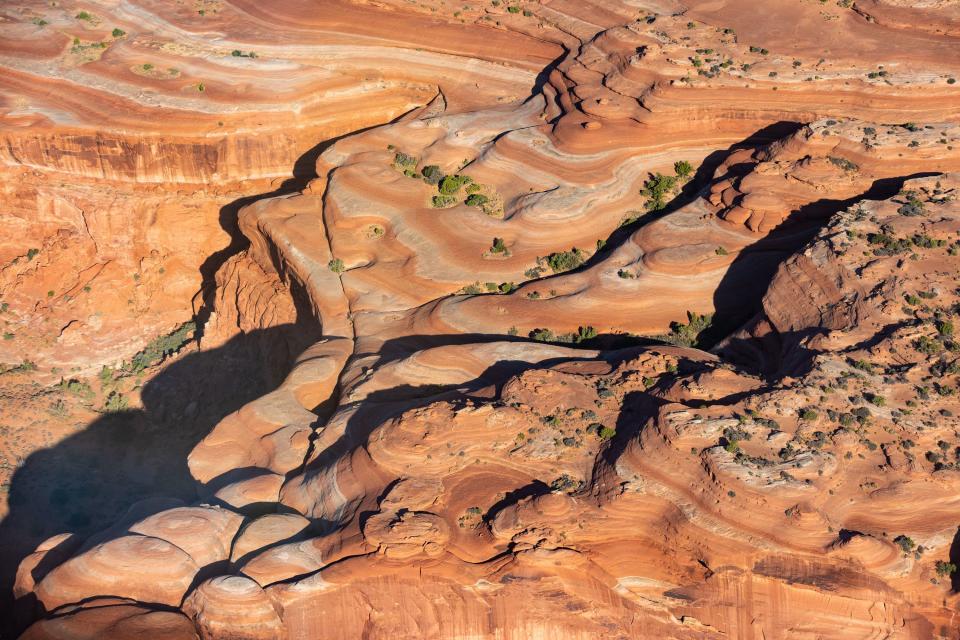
[34, 535, 199, 611]
[6, 0, 960, 638]
[183, 576, 285, 640]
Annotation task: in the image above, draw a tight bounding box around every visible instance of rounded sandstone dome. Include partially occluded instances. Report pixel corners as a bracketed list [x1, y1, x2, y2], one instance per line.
[230, 513, 312, 564]
[21, 605, 198, 640]
[129, 506, 245, 568]
[183, 575, 285, 640]
[35, 535, 200, 612]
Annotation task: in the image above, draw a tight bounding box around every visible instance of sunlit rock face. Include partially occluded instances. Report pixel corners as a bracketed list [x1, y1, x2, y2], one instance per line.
[5, 0, 960, 638]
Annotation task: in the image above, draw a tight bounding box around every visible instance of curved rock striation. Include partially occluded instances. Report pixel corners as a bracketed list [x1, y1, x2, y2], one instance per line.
[8, 0, 960, 638]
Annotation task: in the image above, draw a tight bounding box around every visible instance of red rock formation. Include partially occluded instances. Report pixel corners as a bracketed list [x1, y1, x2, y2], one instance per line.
[4, 0, 960, 638]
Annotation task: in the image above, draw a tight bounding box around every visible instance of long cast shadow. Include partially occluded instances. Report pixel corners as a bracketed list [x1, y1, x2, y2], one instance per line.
[0, 324, 307, 638]
[711, 171, 940, 379]
[193, 114, 421, 334]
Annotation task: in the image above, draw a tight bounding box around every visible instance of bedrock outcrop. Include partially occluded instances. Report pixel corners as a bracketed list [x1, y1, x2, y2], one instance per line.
[5, 0, 960, 638]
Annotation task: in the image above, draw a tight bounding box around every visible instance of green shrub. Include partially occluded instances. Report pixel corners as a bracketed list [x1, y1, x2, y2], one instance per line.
[893, 535, 915, 553]
[465, 194, 489, 207]
[827, 156, 858, 172]
[507, 5, 520, 13]
[936, 560, 957, 576]
[530, 328, 554, 342]
[674, 160, 694, 178]
[461, 282, 484, 295]
[640, 173, 678, 211]
[575, 325, 597, 342]
[659, 311, 713, 348]
[98, 366, 114, 389]
[328, 258, 345, 273]
[800, 409, 818, 421]
[439, 174, 472, 195]
[130, 321, 196, 373]
[112, 28, 125, 37]
[599, 426, 616, 440]
[393, 152, 417, 171]
[546, 248, 585, 273]
[9, 361, 37, 373]
[27, 248, 39, 261]
[431, 194, 457, 208]
[936, 319, 954, 337]
[421, 165, 443, 185]
[60, 379, 94, 401]
[490, 237, 508, 254]
[898, 193, 925, 217]
[103, 390, 128, 412]
[76, 11, 92, 20]
[914, 336, 942, 356]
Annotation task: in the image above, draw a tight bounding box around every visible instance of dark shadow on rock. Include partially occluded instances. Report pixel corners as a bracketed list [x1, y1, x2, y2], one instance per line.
[542, 121, 806, 280]
[289, 337, 669, 536]
[597, 390, 665, 472]
[193, 114, 420, 335]
[484, 480, 551, 524]
[0, 324, 307, 638]
[949, 526, 960, 592]
[709, 171, 939, 380]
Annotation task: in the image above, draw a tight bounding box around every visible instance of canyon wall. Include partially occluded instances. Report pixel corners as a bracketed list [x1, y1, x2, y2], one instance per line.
[2, 0, 960, 638]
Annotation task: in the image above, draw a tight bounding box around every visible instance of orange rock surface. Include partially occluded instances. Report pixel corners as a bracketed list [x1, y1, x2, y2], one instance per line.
[2, 0, 960, 638]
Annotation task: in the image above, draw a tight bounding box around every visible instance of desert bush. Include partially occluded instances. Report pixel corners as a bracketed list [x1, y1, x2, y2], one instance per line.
[439, 174, 473, 195]
[659, 311, 713, 348]
[674, 160, 694, 178]
[103, 390, 128, 412]
[641, 173, 678, 211]
[421, 165, 443, 185]
[530, 328, 554, 342]
[432, 194, 457, 208]
[547, 248, 585, 273]
[393, 152, 417, 171]
[897, 191, 924, 217]
[893, 535, 916, 553]
[130, 321, 196, 373]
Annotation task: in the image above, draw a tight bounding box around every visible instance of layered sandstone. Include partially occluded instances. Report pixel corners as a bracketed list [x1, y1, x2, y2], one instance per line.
[4, 0, 960, 638]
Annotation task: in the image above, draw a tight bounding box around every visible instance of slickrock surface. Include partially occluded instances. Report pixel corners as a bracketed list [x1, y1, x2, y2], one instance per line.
[3, 0, 960, 638]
